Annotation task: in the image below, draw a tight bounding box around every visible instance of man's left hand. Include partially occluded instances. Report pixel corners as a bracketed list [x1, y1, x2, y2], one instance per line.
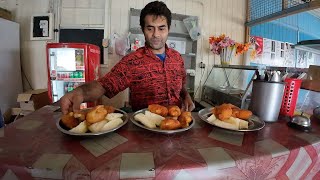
[182, 94, 195, 112]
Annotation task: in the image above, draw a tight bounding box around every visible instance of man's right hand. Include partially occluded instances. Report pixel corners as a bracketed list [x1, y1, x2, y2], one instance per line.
[60, 89, 84, 115]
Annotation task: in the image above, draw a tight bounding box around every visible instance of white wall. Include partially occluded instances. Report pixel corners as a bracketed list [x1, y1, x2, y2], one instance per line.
[1, 0, 247, 108]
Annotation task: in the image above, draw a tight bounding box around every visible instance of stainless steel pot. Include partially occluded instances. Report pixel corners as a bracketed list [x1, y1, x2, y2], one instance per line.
[249, 80, 285, 122]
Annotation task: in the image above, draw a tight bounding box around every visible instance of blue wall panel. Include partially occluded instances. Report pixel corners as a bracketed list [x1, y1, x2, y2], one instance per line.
[250, 12, 320, 44]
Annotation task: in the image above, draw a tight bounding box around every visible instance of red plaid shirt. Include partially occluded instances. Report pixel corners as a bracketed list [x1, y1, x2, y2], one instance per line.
[97, 46, 186, 111]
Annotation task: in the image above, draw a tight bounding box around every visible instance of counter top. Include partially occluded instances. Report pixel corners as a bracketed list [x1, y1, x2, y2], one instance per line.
[1, 105, 320, 179]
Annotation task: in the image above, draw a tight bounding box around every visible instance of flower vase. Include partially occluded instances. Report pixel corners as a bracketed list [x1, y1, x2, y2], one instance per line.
[220, 54, 231, 66]
[220, 47, 234, 66]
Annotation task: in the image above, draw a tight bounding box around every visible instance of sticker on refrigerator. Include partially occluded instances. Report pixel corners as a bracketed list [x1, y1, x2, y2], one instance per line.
[50, 70, 56, 80]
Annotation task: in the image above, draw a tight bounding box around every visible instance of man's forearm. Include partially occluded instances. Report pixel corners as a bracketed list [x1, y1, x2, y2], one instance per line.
[180, 87, 190, 99]
[76, 81, 106, 102]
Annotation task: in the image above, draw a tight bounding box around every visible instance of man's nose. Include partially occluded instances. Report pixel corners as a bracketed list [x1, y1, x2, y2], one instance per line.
[153, 29, 160, 37]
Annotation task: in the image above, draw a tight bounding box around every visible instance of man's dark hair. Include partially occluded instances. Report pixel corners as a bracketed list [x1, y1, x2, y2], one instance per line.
[140, 1, 172, 30]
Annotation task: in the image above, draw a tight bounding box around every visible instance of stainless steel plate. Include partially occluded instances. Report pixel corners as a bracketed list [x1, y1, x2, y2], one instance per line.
[56, 109, 128, 136]
[131, 108, 194, 134]
[198, 107, 265, 132]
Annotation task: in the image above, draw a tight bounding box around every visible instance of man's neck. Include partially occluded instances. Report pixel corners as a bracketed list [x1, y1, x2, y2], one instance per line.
[150, 47, 165, 54]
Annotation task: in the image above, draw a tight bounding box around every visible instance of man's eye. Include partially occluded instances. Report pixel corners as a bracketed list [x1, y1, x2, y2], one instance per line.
[147, 28, 152, 31]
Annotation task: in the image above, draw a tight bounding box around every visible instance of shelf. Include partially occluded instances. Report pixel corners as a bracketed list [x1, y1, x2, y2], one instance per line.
[53, 78, 85, 82]
[213, 65, 258, 70]
[181, 53, 196, 57]
[56, 66, 85, 72]
[212, 65, 308, 73]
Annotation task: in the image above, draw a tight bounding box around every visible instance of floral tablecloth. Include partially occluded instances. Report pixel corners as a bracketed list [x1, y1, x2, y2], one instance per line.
[1, 105, 320, 179]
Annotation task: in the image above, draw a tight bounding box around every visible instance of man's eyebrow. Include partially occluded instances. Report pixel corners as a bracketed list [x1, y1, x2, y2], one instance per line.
[146, 25, 167, 28]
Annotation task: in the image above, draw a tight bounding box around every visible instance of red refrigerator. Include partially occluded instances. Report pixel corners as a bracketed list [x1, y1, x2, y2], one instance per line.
[46, 43, 100, 108]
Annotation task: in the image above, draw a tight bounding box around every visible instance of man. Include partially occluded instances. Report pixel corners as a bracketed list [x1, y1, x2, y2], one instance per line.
[60, 1, 195, 114]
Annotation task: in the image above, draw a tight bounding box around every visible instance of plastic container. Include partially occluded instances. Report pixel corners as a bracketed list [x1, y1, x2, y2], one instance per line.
[280, 78, 302, 117]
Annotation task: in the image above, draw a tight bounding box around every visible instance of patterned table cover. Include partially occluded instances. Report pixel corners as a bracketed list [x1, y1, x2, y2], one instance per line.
[1, 105, 320, 180]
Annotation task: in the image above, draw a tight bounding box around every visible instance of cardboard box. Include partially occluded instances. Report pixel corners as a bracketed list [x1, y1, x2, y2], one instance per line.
[17, 89, 50, 111]
[3, 108, 22, 124]
[0, 7, 12, 21]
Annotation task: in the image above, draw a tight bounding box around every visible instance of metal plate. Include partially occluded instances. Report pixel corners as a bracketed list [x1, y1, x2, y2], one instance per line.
[130, 109, 195, 134]
[198, 107, 265, 132]
[56, 109, 128, 136]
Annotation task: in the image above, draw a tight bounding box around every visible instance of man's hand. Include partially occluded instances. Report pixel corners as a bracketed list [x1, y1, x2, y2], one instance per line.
[60, 89, 84, 115]
[182, 93, 195, 112]
[59, 81, 106, 115]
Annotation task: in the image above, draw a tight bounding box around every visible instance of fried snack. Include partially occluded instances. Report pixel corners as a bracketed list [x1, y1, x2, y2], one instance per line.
[74, 111, 87, 121]
[231, 108, 240, 118]
[61, 112, 79, 129]
[237, 110, 252, 120]
[167, 105, 181, 117]
[69, 121, 88, 133]
[145, 110, 165, 126]
[88, 120, 108, 133]
[148, 104, 168, 117]
[101, 118, 123, 131]
[160, 118, 181, 130]
[134, 113, 157, 129]
[218, 107, 233, 121]
[178, 111, 192, 128]
[104, 105, 115, 114]
[86, 105, 108, 124]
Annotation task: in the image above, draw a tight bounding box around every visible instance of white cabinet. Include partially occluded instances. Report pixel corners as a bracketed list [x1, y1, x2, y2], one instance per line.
[0, 18, 23, 113]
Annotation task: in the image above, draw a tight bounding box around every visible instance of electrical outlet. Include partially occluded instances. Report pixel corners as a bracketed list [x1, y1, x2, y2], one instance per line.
[199, 62, 205, 69]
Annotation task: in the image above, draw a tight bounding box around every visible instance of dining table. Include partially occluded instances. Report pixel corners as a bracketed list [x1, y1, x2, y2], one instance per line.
[1, 105, 320, 179]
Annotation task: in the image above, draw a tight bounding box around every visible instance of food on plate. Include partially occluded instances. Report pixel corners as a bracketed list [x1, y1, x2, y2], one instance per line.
[88, 120, 108, 133]
[160, 118, 181, 130]
[101, 118, 123, 131]
[207, 103, 251, 130]
[134, 113, 157, 129]
[168, 105, 181, 117]
[60, 105, 124, 134]
[148, 104, 168, 117]
[237, 110, 252, 120]
[61, 112, 79, 129]
[86, 105, 108, 124]
[105, 113, 123, 121]
[133, 104, 193, 131]
[178, 111, 192, 128]
[104, 105, 115, 114]
[69, 121, 88, 133]
[145, 110, 165, 126]
[73, 111, 87, 121]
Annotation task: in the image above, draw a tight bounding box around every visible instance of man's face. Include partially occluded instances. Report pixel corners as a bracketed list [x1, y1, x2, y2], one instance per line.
[143, 15, 169, 54]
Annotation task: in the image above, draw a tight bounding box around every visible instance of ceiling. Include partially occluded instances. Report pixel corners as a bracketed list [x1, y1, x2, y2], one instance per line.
[309, 8, 320, 19]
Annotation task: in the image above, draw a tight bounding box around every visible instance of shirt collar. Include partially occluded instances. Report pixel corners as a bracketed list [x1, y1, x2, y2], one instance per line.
[143, 44, 172, 59]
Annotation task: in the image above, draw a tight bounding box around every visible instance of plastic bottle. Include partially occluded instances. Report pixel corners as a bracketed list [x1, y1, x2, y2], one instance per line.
[64, 82, 68, 93]
[68, 82, 74, 92]
[78, 71, 83, 78]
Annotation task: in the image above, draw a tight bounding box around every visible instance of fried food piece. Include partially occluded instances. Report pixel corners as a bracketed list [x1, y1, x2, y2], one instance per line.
[168, 105, 181, 117]
[69, 121, 88, 133]
[231, 108, 240, 118]
[86, 105, 108, 124]
[178, 111, 192, 128]
[74, 111, 87, 121]
[218, 107, 232, 121]
[160, 118, 181, 130]
[148, 104, 168, 117]
[61, 112, 79, 129]
[237, 110, 252, 120]
[104, 105, 115, 114]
